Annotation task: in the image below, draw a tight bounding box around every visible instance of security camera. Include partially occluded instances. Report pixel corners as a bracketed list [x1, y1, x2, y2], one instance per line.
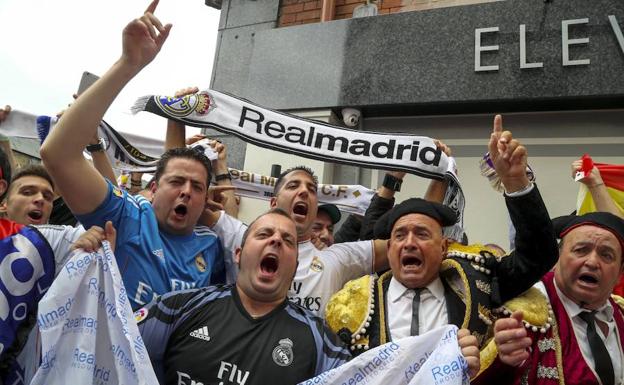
[342, 108, 361, 128]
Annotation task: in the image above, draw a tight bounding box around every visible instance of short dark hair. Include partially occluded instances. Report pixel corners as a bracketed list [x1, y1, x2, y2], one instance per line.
[10, 164, 55, 192]
[273, 166, 318, 195]
[241, 208, 294, 247]
[0, 146, 12, 201]
[154, 147, 212, 188]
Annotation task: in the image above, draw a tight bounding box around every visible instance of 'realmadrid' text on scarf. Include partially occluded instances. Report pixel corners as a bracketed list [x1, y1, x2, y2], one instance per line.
[132, 89, 449, 180]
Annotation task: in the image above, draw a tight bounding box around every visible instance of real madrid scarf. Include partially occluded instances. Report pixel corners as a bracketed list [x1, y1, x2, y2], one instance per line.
[131, 89, 449, 180]
[34, 112, 465, 227]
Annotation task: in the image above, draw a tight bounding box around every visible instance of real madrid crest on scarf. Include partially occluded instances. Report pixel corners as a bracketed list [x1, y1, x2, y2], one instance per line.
[155, 92, 216, 118]
[272, 338, 294, 367]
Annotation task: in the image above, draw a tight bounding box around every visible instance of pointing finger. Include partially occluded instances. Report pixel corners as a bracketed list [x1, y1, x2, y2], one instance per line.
[493, 114, 503, 135]
[145, 0, 160, 15]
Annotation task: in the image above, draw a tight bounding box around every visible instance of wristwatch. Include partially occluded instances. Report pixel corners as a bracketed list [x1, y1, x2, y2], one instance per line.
[215, 172, 232, 182]
[382, 173, 402, 192]
[86, 138, 105, 153]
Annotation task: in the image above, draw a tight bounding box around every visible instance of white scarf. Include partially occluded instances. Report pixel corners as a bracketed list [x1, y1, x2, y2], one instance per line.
[131, 89, 450, 179]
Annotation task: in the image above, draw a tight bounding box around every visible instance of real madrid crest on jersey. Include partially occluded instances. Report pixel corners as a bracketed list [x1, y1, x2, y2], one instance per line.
[112, 186, 124, 198]
[195, 254, 207, 272]
[310, 256, 324, 273]
[156, 92, 215, 118]
[272, 338, 294, 367]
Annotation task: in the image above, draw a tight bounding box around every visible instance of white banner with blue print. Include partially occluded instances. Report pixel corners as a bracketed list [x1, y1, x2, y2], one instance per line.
[300, 325, 469, 385]
[31, 242, 158, 385]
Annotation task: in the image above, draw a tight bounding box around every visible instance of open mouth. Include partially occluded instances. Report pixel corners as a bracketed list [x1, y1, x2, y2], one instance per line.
[174, 204, 188, 217]
[402, 256, 423, 267]
[260, 255, 279, 274]
[578, 273, 598, 285]
[293, 202, 308, 216]
[27, 210, 43, 222]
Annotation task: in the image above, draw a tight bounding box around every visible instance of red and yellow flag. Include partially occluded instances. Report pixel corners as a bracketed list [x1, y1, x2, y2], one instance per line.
[576, 154, 624, 215]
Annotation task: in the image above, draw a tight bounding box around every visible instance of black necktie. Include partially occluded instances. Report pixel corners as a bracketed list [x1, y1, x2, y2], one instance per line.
[578, 311, 614, 385]
[410, 288, 424, 336]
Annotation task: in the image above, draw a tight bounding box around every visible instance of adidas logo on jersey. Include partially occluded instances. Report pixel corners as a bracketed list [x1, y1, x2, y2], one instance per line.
[190, 326, 211, 341]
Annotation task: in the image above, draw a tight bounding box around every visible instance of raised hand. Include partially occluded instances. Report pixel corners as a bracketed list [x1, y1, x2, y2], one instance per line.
[0, 105, 11, 124]
[571, 158, 604, 188]
[487, 115, 530, 193]
[433, 139, 452, 157]
[121, 0, 172, 70]
[174, 86, 199, 99]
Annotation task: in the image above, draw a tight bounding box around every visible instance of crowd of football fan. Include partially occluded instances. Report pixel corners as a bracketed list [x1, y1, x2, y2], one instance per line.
[1, 2, 623, 384]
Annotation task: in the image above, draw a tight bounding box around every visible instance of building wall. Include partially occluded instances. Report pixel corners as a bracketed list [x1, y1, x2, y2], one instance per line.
[213, 0, 624, 111]
[211, 0, 624, 248]
[278, 0, 501, 27]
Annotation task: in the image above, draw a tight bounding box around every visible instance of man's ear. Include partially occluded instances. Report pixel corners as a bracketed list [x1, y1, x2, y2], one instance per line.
[441, 237, 449, 257]
[0, 179, 7, 200]
[234, 247, 242, 266]
[150, 180, 158, 194]
[269, 196, 277, 208]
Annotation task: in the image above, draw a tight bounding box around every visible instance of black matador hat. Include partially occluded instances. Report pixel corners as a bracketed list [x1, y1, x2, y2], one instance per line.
[374, 198, 458, 239]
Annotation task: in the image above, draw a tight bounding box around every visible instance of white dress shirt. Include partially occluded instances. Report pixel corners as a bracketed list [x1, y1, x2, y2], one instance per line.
[552, 281, 624, 384]
[387, 276, 448, 341]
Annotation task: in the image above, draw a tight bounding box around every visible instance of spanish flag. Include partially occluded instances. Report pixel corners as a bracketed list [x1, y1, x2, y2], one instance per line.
[576, 154, 624, 215]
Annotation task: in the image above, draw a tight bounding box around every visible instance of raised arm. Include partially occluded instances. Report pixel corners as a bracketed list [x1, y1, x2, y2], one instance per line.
[209, 140, 239, 218]
[572, 159, 623, 218]
[359, 171, 403, 240]
[487, 116, 530, 194]
[489, 115, 558, 301]
[0, 105, 17, 172]
[40, 0, 171, 215]
[423, 139, 452, 203]
[164, 86, 199, 150]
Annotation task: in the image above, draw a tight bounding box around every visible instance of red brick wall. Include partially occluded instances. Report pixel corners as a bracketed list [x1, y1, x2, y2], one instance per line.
[277, 0, 500, 27]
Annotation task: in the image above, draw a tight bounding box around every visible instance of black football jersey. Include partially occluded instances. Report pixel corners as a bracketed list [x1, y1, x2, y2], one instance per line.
[137, 285, 350, 385]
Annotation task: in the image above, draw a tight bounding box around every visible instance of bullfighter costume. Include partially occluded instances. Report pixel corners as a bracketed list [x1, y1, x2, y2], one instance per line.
[325, 186, 558, 355]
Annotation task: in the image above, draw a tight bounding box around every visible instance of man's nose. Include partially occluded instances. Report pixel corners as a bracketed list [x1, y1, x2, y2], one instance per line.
[296, 185, 308, 197]
[180, 181, 192, 195]
[33, 192, 45, 204]
[403, 232, 418, 248]
[269, 233, 283, 247]
[584, 249, 600, 267]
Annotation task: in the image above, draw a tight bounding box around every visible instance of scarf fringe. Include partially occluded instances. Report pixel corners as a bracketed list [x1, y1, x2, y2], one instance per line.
[130, 95, 152, 115]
